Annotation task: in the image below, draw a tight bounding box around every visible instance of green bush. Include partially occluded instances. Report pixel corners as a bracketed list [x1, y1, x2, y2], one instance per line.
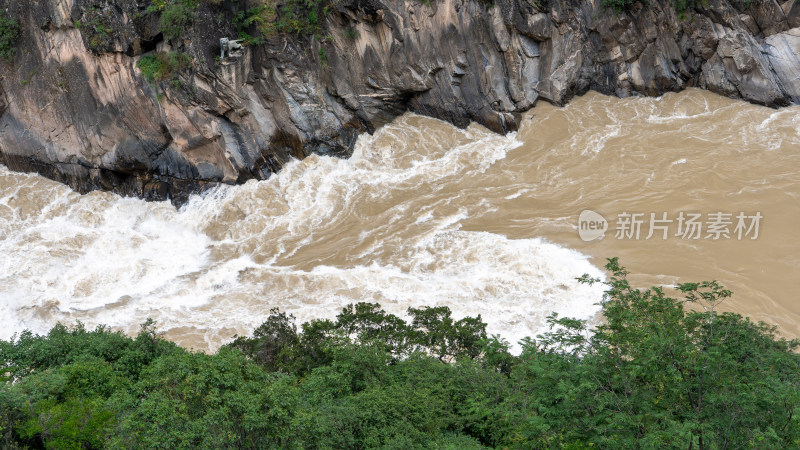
[602, 0, 635, 11]
[234, 2, 277, 44]
[0, 11, 19, 62]
[159, 0, 198, 41]
[145, 0, 329, 49]
[147, 0, 225, 42]
[232, 0, 329, 38]
[603, 0, 708, 12]
[78, 7, 117, 53]
[147, 0, 216, 41]
[344, 26, 360, 41]
[137, 51, 192, 83]
[674, 0, 710, 13]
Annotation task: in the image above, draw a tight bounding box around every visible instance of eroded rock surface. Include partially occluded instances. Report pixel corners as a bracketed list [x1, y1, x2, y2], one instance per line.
[0, 0, 797, 204]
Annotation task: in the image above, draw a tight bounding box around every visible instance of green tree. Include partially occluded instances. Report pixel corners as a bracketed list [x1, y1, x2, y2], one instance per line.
[498, 258, 800, 447]
[228, 308, 299, 372]
[408, 305, 487, 361]
[110, 348, 278, 449]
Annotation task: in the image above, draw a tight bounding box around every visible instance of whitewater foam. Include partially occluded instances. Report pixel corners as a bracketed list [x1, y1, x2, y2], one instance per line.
[0, 114, 607, 351]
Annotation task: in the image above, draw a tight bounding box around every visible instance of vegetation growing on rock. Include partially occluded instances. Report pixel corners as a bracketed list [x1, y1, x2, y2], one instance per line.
[602, 0, 706, 13]
[146, 0, 328, 43]
[137, 51, 192, 82]
[1, 259, 798, 448]
[75, 7, 118, 53]
[233, 2, 277, 44]
[0, 9, 18, 62]
[148, 0, 208, 41]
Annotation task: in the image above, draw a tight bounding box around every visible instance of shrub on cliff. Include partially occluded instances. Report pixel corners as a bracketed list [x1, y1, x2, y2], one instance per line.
[234, 1, 277, 44]
[147, 0, 222, 41]
[231, 0, 330, 39]
[603, 0, 708, 12]
[75, 6, 118, 54]
[0, 10, 19, 62]
[159, 0, 198, 41]
[0, 260, 798, 447]
[137, 51, 192, 83]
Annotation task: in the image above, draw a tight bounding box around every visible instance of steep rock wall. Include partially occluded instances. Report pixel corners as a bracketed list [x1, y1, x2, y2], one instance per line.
[0, 0, 798, 204]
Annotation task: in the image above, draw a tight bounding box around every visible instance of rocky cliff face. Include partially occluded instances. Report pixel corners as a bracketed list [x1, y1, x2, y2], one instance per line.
[0, 0, 798, 204]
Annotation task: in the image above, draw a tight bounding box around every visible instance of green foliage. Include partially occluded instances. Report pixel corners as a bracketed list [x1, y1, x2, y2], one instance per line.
[229, 302, 489, 375]
[0, 10, 19, 62]
[602, 0, 636, 11]
[344, 26, 360, 41]
[0, 319, 174, 381]
[233, 0, 335, 38]
[147, 0, 224, 41]
[148, 0, 271, 44]
[603, 0, 708, 12]
[137, 51, 192, 83]
[109, 348, 277, 448]
[0, 320, 177, 448]
[147, 0, 169, 12]
[15, 363, 119, 448]
[502, 257, 800, 447]
[274, 0, 334, 37]
[1, 261, 799, 447]
[673, 0, 709, 13]
[77, 6, 117, 53]
[228, 308, 299, 372]
[144, 0, 332, 57]
[234, 2, 277, 45]
[159, 0, 199, 41]
[18, 69, 36, 86]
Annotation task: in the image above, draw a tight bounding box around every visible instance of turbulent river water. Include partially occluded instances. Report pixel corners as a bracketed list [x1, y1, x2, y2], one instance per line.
[1, 89, 799, 351]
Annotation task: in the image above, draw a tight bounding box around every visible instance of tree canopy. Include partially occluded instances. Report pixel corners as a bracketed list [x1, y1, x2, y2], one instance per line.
[1, 258, 798, 448]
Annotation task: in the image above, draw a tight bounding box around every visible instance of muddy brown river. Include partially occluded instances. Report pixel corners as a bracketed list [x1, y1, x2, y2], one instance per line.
[1, 88, 798, 351]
